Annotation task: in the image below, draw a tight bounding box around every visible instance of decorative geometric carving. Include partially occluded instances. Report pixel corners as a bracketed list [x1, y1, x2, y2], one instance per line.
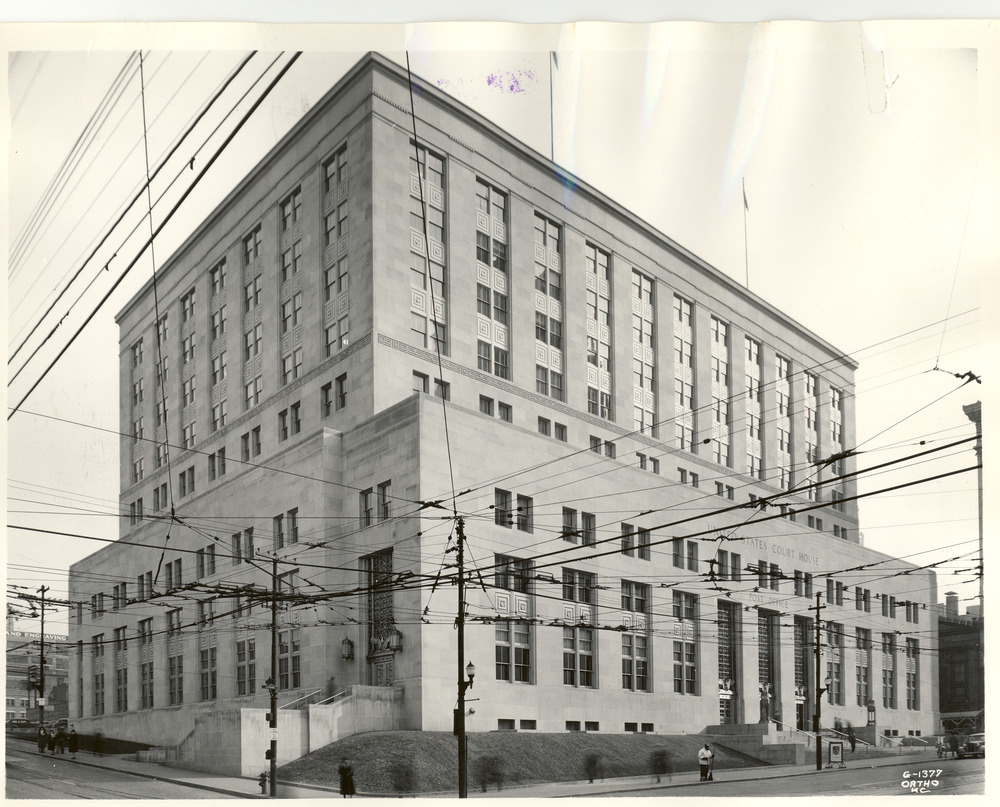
[338, 235, 348, 257]
[325, 301, 338, 323]
[410, 231, 425, 254]
[535, 344, 548, 363]
[514, 596, 528, 615]
[550, 351, 562, 371]
[429, 240, 444, 263]
[586, 366, 598, 385]
[494, 326, 507, 346]
[632, 297, 643, 315]
[493, 273, 507, 294]
[281, 334, 291, 354]
[429, 186, 444, 209]
[586, 320, 597, 337]
[477, 318, 491, 338]
[535, 292, 546, 311]
[338, 179, 348, 202]
[549, 300, 561, 320]
[533, 243, 546, 263]
[496, 593, 510, 613]
[599, 278, 609, 297]
[563, 604, 575, 620]
[339, 293, 349, 313]
[600, 375, 612, 393]
[493, 220, 505, 241]
[475, 210, 489, 232]
[644, 392, 655, 410]
[585, 272, 597, 291]
[411, 290, 426, 312]
[633, 388, 644, 406]
[477, 264, 490, 284]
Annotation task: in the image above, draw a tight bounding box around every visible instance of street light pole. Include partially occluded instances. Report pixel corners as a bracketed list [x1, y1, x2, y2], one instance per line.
[269, 555, 278, 797]
[813, 592, 824, 771]
[456, 517, 469, 798]
[37, 586, 48, 727]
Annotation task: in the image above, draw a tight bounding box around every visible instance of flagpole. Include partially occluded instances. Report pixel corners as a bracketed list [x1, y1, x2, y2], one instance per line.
[742, 177, 749, 288]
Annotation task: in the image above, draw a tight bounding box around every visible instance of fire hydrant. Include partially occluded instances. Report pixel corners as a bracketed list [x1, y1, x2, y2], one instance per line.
[258, 772, 268, 794]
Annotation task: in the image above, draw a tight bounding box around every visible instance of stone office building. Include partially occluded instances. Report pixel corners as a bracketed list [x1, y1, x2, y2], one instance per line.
[67, 52, 938, 768]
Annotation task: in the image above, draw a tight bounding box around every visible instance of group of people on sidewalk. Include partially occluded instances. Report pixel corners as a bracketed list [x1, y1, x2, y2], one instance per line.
[37, 726, 79, 759]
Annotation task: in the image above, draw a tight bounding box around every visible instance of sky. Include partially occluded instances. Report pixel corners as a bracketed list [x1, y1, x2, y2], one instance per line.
[3, 18, 996, 640]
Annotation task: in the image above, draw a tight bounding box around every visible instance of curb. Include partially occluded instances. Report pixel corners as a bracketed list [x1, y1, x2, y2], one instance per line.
[18, 746, 267, 799]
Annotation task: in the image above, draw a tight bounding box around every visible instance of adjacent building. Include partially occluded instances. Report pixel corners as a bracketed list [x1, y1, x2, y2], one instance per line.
[937, 592, 984, 734]
[67, 52, 939, 763]
[6, 624, 70, 723]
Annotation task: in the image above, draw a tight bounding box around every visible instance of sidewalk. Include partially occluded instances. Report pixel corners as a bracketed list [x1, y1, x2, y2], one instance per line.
[8, 737, 935, 799]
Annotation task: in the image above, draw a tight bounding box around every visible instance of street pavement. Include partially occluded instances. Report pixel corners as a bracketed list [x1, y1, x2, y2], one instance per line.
[6, 736, 943, 799]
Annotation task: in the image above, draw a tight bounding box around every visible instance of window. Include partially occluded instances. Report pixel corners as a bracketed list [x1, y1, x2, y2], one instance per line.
[495, 555, 530, 593]
[494, 347, 509, 380]
[620, 523, 634, 557]
[479, 395, 494, 416]
[360, 489, 373, 528]
[498, 402, 512, 422]
[279, 409, 289, 441]
[622, 634, 649, 692]
[538, 417, 551, 437]
[273, 513, 285, 549]
[241, 432, 250, 462]
[182, 421, 196, 449]
[278, 629, 302, 690]
[562, 507, 578, 542]
[686, 540, 698, 572]
[245, 374, 263, 410]
[563, 627, 595, 688]
[555, 422, 567, 442]
[516, 494, 533, 532]
[236, 639, 256, 696]
[321, 383, 333, 417]
[563, 568, 595, 604]
[622, 581, 650, 614]
[590, 435, 602, 453]
[477, 340, 491, 372]
[377, 481, 392, 521]
[251, 426, 261, 457]
[494, 489, 512, 527]
[211, 400, 227, 431]
[412, 371, 428, 395]
[336, 374, 347, 410]
[178, 466, 195, 498]
[199, 647, 217, 701]
[581, 512, 596, 545]
[604, 441, 616, 459]
[290, 401, 301, 435]
[673, 641, 697, 694]
[672, 590, 697, 621]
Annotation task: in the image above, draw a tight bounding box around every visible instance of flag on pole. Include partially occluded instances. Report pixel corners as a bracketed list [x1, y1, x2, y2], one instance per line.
[551, 51, 558, 70]
[743, 179, 749, 212]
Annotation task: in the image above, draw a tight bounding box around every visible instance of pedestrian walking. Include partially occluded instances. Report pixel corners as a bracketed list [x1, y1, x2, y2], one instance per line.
[698, 744, 714, 782]
[948, 733, 960, 758]
[338, 758, 356, 798]
[37, 728, 47, 754]
[68, 728, 79, 759]
[47, 729, 56, 754]
[847, 726, 857, 753]
[55, 726, 67, 754]
[94, 730, 104, 758]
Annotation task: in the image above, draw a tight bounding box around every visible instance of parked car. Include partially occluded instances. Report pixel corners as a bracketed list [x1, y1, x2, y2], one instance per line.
[958, 733, 985, 758]
[5, 719, 37, 731]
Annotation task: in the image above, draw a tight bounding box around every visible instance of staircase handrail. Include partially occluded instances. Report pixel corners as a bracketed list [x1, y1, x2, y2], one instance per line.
[313, 689, 349, 706]
[279, 688, 325, 709]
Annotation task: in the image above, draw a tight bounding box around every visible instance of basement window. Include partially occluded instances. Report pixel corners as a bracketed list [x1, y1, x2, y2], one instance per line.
[497, 719, 515, 731]
[519, 719, 537, 731]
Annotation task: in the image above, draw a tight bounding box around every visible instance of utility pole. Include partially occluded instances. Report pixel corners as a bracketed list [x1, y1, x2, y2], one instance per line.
[269, 555, 278, 797]
[37, 586, 48, 726]
[456, 517, 469, 799]
[813, 592, 824, 771]
[962, 402, 983, 614]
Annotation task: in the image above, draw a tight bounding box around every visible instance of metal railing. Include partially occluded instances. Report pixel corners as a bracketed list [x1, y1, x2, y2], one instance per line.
[278, 688, 324, 709]
[313, 689, 349, 707]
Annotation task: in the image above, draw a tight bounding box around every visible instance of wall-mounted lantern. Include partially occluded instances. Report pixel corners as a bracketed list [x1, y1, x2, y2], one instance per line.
[389, 628, 403, 652]
[341, 637, 354, 661]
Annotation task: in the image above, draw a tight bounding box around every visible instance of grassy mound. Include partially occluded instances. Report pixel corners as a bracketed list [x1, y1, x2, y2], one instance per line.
[278, 730, 767, 795]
